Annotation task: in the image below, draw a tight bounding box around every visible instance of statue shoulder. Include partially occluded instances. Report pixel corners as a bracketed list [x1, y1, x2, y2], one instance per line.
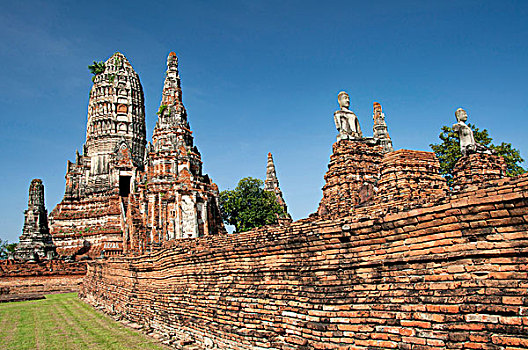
[335, 109, 355, 116]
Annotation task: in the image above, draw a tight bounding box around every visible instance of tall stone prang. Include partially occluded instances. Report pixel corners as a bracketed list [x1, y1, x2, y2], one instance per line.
[264, 152, 290, 218]
[49, 52, 147, 257]
[124, 52, 225, 253]
[372, 102, 393, 153]
[15, 179, 55, 260]
[84, 52, 147, 192]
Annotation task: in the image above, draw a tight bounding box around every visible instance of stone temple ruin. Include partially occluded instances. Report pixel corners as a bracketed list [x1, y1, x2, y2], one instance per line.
[46, 52, 225, 258]
[8, 52, 528, 348]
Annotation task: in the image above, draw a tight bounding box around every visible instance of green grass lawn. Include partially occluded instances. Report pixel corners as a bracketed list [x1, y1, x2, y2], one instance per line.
[0, 293, 169, 350]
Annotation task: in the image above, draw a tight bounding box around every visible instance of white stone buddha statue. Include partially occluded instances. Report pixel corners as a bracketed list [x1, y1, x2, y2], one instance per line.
[334, 91, 362, 141]
[452, 108, 490, 156]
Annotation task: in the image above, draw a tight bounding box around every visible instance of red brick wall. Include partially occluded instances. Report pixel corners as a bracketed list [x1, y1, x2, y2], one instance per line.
[0, 260, 86, 296]
[318, 141, 384, 217]
[80, 172, 528, 349]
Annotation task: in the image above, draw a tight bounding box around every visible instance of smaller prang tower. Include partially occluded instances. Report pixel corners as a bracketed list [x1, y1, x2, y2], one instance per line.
[144, 52, 226, 240]
[372, 102, 393, 153]
[264, 153, 290, 218]
[15, 179, 55, 260]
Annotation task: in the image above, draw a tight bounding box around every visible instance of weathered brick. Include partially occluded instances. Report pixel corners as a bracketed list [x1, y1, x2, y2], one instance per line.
[74, 136, 528, 350]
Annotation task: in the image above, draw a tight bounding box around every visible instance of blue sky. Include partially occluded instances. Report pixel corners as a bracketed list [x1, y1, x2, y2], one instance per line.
[1, 1, 527, 242]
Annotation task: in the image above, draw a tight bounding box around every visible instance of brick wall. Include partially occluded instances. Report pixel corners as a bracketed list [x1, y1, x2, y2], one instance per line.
[0, 260, 86, 297]
[317, 142, 448, 220]
[80, 170, 528, 349]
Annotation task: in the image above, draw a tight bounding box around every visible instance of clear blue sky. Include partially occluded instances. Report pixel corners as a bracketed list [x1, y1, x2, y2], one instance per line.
[1, 1, 527, 243]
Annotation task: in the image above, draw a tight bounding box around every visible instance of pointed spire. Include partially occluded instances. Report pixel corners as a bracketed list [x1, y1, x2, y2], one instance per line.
[15, 179, 55, 260]
[152, 52, 192, 153]
[161, 52, 183, 110]
[155, 52, 188, 128]
[372, 102, 394, 153]
[264, 152, 279, 191]
[264, 153, 290, 218]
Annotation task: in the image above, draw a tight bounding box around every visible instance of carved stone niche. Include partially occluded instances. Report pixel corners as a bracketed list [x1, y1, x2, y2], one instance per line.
[117, 104, 128, 114]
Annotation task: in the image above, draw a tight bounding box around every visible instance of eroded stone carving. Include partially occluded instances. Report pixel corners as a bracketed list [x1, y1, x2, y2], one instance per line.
[334, 91, 362, 141]
[181, 195, 197, 238]
[453, 108, 491, 156]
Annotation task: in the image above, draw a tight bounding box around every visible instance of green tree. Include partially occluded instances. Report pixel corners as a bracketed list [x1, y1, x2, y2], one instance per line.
[219, 177, 286, 233]
[430, 124, 524, 184]
[0, 239, 17, 260]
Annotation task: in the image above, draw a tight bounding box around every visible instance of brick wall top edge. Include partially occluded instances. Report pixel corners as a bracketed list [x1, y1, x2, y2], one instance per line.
[0, 260, 87, 277]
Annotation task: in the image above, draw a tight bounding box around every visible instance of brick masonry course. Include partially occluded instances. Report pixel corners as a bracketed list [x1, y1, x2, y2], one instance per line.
[0, 260, 86, 298]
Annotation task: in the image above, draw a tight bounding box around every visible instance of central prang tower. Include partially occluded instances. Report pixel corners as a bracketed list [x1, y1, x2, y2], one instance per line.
[84, 52, 147, 192]
[49, 52, 147, 257]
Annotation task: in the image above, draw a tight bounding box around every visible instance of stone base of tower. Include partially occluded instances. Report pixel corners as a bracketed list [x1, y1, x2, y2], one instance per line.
[317, 140, 384, 218]
[374, 149, 448, 207]
[14, 238, 55, 261]
[452, 153, 507, 192]
[123, 178, 227, 256]
[49, 192, 123, 258]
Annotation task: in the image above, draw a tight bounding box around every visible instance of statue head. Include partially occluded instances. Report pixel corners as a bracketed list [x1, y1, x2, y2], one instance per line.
[338, 91, 350, 109]
[455, 108, 468, 122]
